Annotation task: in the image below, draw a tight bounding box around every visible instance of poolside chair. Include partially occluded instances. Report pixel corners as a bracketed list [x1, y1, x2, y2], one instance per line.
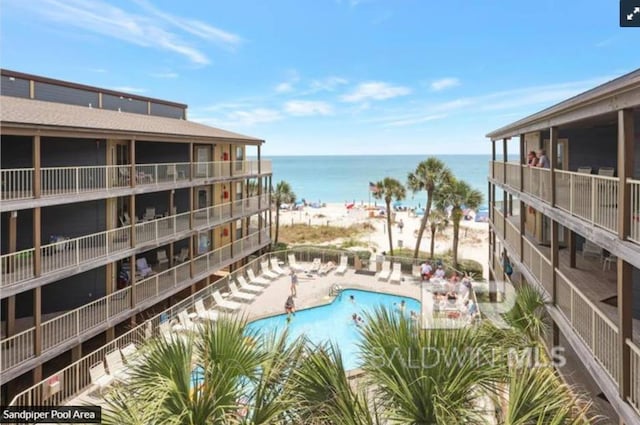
[136, 258, 154, 278]
[89, 361, 114, 394]
[236, 276, 263, 293]
[247, 269, 270, 286]
[194, 299, 219, 322]
[389, 263, 402, 284]
[105, 349, 129, 382]
[178, 310, 199, 332]
[120, 343, 143, 367]
[318, 261, 336, 276]
[309, 258, 322, 273]
[213, 290, 241, 311]
[377, 261, 392, 281]
[368, 253, 377, 272]
[260, 261, 278, 279]
[270, 258, 287, 276]
[335, 255, 348, 275]
[288, 254, 304, 272]
[228, 282, 256, 302]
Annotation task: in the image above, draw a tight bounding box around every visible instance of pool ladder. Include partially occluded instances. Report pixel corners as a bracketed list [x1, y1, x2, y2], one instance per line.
[329, 284, 343, 297]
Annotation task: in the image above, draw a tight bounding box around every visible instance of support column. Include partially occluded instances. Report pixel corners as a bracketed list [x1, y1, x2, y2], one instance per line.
[551, 219, 559, 303]
[549, 126, 558, 206]
[129, 254, 136, 325]
[129, 195, 136, 248]
[7, 296, 15, 337]
[129, 140, 136, 188]
[189, 142, 194, 181]
[502, 137, 508, 184]
[33, 286, 42, 356]
[502, 190, 507, 239]
[7, 211, 17, 336]
[519, 134, 525, 191]
[568, 230, 576, 268]
[519, 201, 525, 259]
[268, 175, 272, 243]
[33, 135, 41, 198]
[617, 108, 634, 402]
[168, 190, 175, 266]
[71, 344, 82, 362]
[33, 207, 41, 277]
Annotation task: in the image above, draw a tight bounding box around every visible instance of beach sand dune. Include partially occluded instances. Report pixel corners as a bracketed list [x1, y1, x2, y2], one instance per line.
[278, 203, 489, 279]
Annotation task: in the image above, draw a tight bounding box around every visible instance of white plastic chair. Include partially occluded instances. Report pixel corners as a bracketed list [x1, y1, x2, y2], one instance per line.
[195, 299, 219, 322]
[260, 261, 278, 279]
[237, 276, 263, 293]
[228, 282, 255, 302]
[178, 310, 199, 331]
[389, 263, 402, 284]
[89, 361, 114, 394]
[309, 258, 322, 273]
[335, 255, 348, 275]
[213, 290, 241, 311]
[105, 350, 129, 382]
[288, 254, 304, 272]
[377, 261, 392, 281]
[247, 269, 270, 286]
[270, 258, 287, 276]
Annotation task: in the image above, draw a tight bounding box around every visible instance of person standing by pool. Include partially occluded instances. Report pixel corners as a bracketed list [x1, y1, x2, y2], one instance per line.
[285, 295, 295, 315]
[290, 270, 298, 297]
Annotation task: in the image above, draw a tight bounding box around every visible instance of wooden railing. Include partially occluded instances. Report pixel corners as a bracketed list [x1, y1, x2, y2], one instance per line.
[521, 237, 553, 297]
[493, 207, 504, 235]
[628, 179, 640, 244]
[1, 230, 270, 375]
[522, 165, 551, 204]
[505, 218, 521, 259]
[1, 160, 272, 202]
[555, 269, 620, 384]
[628, 339, 640, 415]
[0, 195, 268, 289]
[492, 161, 504, 184]
[555, 170, 619, 234]
[505, 162, 521, 189]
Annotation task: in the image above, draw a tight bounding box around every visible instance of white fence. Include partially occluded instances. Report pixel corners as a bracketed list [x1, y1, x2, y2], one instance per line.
[522, 166, 551, 204]
[628, 339, 640, 415]
[0, 168, 34, 200]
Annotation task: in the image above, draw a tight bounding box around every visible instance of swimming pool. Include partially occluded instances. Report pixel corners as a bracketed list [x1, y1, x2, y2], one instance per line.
[246, 289, 421, 370]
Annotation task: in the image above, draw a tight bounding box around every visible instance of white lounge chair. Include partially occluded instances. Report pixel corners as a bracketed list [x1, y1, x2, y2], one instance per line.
[120, 343, 143, 368]
[270, 258, 287, 276]
[260, 261, 278, 279]
[309, 258, 322, 273]
[213, 290, 241, 311]
[319, 261, 336, 276]
[237, 276, 263, 293]
[228, 282, 256, 302]
[157, 250, 169, 267]
[89, 361, 114, 394]
[105, 350, 129, 382]
[288, 254, 304, 272]
[194, 299, 219, 322]
[368, 253, 377, 272]
[389, 263, 402, 284]
[377, 261, 392, 281]
[178, 310, 199, 332]
[247, 269, 270, 286]
[335, 255, 348, 275]
[159, 320, 184, 342]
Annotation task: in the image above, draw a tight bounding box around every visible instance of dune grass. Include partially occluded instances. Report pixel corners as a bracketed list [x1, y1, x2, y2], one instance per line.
[279, 222, 374, 245]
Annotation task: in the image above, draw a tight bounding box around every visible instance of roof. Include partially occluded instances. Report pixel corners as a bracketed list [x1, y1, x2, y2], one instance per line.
[486, 68, 640, 140]
[0, 96, 263, 143]
[1, 68, 187, 109]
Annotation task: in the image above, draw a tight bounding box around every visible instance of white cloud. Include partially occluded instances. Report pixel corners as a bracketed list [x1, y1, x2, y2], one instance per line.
[284, 100, 333, 116]
[16, 0, 242, 65]
[150, 71, 179, 79]
[383, 114, 447, 127]
[89, 68, 108, 73]
[274, 70, 300, 93]
[111, 86, 147, 94]
[307, 76, 348, 93]
[341, 81, 411, 102]
[430, 77, 460, 91]
[225, 108, 283, 125]
[275, 82, 295, 93]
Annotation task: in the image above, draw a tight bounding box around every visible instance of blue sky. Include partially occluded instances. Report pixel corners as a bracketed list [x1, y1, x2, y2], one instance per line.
[1, 0, 638, 155]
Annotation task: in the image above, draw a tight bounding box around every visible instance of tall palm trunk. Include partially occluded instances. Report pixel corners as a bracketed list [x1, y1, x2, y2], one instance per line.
[452, 214, 460, 269]
[274, 203, 280, 244]
[386, 200, 394, 255]
[413, 190, 432, 259]
[429, 225, 436, 259]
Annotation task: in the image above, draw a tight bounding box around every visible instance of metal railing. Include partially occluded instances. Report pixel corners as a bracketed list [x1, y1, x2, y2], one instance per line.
[522, 165, 551, 204]
[521, 237, 553, 297]
[555, 269, 620, 384]
[0, 168, 34, 200]
[1, 230, 270, 378]
[628, 339, 640, 415]
[0, 195, 268, 289]
[628, 179, 640, 244]
[554, 170, 619, 234]
[505, 162, 521, 189]
[2, 160, 272, 203]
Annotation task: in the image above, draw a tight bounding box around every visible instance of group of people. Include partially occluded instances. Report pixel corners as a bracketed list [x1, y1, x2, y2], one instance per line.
[527, 149, 550, 168]
[419, 261, 451, 282]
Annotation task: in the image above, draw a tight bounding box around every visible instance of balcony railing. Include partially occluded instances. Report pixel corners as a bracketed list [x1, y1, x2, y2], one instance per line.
[521, 237, 553, 298]
[493, 207, 504, 235]
[555, 170, 619, 233]
[1, 160, 272, 202]
[1, 229, 270, 375]
[522, 166, 552, 204]
[628, 339, 640, 415]
[505, 219, 521, 259]
[628, 179, 640, 244]
[505, 162, 521, 189]
[0, 195, 268, 289]
[493, 161, 504, 184]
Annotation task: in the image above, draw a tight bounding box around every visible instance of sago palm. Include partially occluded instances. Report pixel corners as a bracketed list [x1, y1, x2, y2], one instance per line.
[372, 177, 406, 256]
[272, 180, 296, 245]
[407, 158, 453, 259]
[438, 177, 483, 269]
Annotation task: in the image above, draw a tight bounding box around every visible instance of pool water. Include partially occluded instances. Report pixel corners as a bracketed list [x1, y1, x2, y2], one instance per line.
[246, 289, 421, 370]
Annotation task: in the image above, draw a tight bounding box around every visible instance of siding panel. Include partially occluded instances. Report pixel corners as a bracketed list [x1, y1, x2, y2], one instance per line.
[34, 82, 99, 107]
[102, 94, 147, 114]
[1, 76, 30, 98]
[151, 102, 184, 119]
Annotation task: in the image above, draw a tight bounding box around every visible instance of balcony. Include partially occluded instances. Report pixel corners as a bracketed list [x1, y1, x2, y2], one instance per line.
[0, 160, 272, 210]
[0, 194, 269, 293]
[0, 229, 270, 383]
[490, 211, 640, 416]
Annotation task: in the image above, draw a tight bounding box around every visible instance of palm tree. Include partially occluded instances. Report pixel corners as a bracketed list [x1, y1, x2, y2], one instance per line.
[372, 177, 406, 256]
[427, 208, 448, 259]
[407, 158, 452, 259]
[273, 180, 296, 245]
[438, 177, 483, 269]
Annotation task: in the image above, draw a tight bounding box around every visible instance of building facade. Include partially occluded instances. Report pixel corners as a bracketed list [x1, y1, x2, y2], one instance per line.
[487, 69, 640, 424]
[0, 70, 273, 403]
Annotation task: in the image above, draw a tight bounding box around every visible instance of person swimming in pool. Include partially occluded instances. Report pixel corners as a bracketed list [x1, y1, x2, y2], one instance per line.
[349, 294, 355, 303]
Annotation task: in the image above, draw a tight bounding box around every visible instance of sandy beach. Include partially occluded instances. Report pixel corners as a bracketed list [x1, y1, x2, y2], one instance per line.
[278, 202, 489, 278]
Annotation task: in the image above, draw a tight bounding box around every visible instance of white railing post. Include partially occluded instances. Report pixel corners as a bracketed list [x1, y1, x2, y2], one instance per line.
[75, 239, 80, 267]
[590, 176, 596, 225]
[154, 164, 158, 185]
[569, 174, 574, 215]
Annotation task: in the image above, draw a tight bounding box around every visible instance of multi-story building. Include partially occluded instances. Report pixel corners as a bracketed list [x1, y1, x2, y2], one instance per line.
[487, 69, 640, 424]
[0, 69, 272, 403]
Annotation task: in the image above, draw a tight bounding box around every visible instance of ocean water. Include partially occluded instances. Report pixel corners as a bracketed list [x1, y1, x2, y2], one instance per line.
[267, 155, 504, 208]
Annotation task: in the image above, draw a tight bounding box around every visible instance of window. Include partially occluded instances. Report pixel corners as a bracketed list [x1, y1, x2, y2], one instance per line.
[235, 146, 244, 171]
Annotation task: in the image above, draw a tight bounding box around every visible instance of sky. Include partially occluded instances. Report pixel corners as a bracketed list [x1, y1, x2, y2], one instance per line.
[1, 0, 639, 156]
